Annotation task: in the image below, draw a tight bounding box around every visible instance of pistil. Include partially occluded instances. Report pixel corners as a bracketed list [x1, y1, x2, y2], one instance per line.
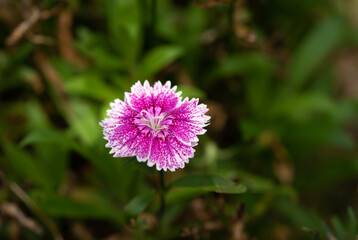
[136, 108, 169, 137]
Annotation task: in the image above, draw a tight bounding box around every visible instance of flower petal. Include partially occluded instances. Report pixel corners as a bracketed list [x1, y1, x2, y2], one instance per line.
[100, 99, 138, 127]
[152, 81, 181, 112]
[103, 124, 140, 157]
[133, 131, 154, 161]
[167, 98, 209, 144]
[168, 119, 206, 145]
[125, 80, 153, 112]
[148, 134, 194, 171]
[170, 98, 210, 126]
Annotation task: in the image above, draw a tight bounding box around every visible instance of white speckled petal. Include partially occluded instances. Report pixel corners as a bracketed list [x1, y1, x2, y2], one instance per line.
[152, 81, 182, 112]
[125, 80, 153, 112]
[148, 133, 194, 171]
[170, 98, 210, 126]
[100, 81, 210, 171]
[168, 98, 210, 144]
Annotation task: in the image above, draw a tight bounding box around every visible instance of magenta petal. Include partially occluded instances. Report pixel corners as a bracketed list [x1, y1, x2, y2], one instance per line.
[170, 98, 210, 126]
[125, 81, 153, 112]
[148, 134, 194, 171]
[133, 131, 154, 161]
[168, 98, 209, 145]
[110, 99, 137, 117]
[168, 119, 205, 145]
[103, 124, 140, 157]
[152, 81, 181, 112]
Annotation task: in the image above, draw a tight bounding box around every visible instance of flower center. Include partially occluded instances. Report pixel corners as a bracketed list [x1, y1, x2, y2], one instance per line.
[134, 107, 173, 137]
[140, 110, 166, 131]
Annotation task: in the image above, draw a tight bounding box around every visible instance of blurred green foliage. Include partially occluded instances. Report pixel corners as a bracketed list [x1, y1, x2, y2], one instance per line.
[0, 0, 358, 239]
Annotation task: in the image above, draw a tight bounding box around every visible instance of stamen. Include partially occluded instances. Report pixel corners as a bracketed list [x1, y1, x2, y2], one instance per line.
[137, 109, 168, 133]
[140, 110, 150, 117]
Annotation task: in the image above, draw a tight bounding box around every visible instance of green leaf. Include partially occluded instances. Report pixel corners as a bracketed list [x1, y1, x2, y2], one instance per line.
[65, 73, 118, 102]
[327, 129, 355, 149]
[177, 85, 206, 98]
[24, 100, 51, 129]
[124, 189, 156, 216]
[170, 174, 246, 194]
[240, 120, 265, 140]
[31, 191, 121, 221]
[236, 170, 275, 193]
[331, 216, 346, 240]
[19, 128, 71, 189]
[105, 0, 141, 64]
[67, 100, 100, 146]
[74, 28, 126, 71]
[166, 187, 208, 205]
[3, 142, 50, 189]
[137, 45, 183, 80]
[272, 93, 336, 123]
[347, 207, 357, 239]
[210, 53, 275, 116]
[289, 16, 345, 89]
[275, 197, 322, 230]
[19, 128, 70, 148]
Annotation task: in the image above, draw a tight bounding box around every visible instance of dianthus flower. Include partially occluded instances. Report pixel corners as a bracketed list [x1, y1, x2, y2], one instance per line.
[100, 81, 210, 171]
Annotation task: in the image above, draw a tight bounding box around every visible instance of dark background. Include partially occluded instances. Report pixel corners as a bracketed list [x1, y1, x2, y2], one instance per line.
[0, 0, 358, 239]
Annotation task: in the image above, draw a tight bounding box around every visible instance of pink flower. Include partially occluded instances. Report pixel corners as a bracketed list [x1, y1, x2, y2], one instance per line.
[100, 81, 210, 171]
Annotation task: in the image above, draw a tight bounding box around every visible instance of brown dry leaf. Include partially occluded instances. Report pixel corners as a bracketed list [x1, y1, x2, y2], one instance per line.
[22, 69, 44, 94]
[335, 50, 358, 100]
[231, 204, 250, 240]
[71, 221, 94, 240]
[34, 50, 71, 114]
[6, 7, 41, 46]
[302, 226, 320, 240]
[34, 51, 65, 96]
[0, 1, 21, 27]
[193, 0, 230, 8]
[259, 131, 294, 184]
[326, 232, 338, 240]
[57, 8, 90, 68]
[201, 29, 219, 44]
[191, 198, 212, 221]
[106, 233, 132, 240]
[231, 219, 248, 240]
[27, 33, 55, 46]
[137, 213, 157, 230]
[5, 3, 63, 46]
[273, 224, 292, 240]
[1, 202, 43, 235]
[344, 0, 358, 29]
[40, 4, 63, 20]
[206, 100, 228, 133]
[181, 227, 200, 239]
[203, 221, 222, 231]
[232, 0, 257, 44]
[336, 50, 358, 144]
[9, 182, 63, 240]
[9, 220, 20, 240]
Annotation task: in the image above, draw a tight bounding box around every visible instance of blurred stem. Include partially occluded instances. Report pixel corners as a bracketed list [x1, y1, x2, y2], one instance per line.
[149, 0, 157, 48]
[9, 182, 63, 240]
[158, 170, 165, 216]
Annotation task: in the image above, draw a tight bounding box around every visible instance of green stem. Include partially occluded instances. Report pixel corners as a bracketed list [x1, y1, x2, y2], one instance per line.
[159, 170, 165, 216]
